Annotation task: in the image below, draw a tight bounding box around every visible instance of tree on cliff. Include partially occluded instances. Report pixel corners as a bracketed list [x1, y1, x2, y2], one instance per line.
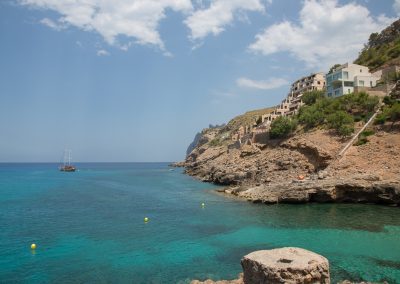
[301, 90, 325, 106]
[269, 117, 297, 139]
[327, 111, 354, 137]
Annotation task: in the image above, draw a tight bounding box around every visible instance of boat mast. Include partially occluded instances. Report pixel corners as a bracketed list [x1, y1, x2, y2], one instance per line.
[68, 150, 71, 166]
[63, 149, 67, 166]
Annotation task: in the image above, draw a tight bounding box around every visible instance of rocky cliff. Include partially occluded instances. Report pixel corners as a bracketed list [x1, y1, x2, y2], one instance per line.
[177, 119, 400, 205]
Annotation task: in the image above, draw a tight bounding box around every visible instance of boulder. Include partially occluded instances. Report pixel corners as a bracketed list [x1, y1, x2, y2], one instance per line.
[241, 247, 330, 284]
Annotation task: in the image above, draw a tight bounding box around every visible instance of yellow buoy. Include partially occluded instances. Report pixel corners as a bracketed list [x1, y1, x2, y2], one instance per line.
[144, 217, 149, 222]
[31, 243, 36, 250]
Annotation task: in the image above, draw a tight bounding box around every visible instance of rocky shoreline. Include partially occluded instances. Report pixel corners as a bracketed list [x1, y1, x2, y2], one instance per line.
[221, 176, 400, 206]
[190, 247, 386, 284]
[173, 127, 400, 207]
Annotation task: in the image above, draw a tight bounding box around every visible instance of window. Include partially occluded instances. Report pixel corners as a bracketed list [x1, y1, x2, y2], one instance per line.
[317, 81, 320, 85]
[348, 89, 351, 94]
[360, 69, 362, 73]
[343, 71, 349, 79]
[359, 80, 364, 87]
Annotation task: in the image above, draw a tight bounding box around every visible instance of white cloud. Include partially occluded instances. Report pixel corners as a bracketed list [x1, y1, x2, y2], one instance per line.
[19, 0, 193, 51]
[96, 49, 109, 56]
[394, 0, 400, 15]
[40, 17, 67, 31]
[237, 77, 288, 90]
[185, 0, 265, 40]
[249, 0, 394, 69]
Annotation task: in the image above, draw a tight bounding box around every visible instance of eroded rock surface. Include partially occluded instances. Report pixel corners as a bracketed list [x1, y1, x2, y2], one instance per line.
[241, 248, 330, 284]
[175, 127, 400, 206]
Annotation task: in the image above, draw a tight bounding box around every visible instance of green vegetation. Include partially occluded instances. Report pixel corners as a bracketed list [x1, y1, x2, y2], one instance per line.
[326, 111, 354, 137]
[269, 116, 297, 139]
[383, 95, 397, 106]
[223, 107, 275, 132]
[209, 138, 222, 147]
[298, 92, 379, 137]
[354, 129, 375, 146]
[375, 102, 400, 128]
[301, 90, 325, 106]
[298, 102, 325, 128]
[328, 64, 341, 74]
[354, 20, 400, 69]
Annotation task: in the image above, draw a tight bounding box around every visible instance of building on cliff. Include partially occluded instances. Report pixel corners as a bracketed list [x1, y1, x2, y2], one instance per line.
[326, 63, 380, 97]
[261, 72, 326, 124]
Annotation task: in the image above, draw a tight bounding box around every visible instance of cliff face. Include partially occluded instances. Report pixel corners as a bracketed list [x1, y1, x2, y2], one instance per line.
[179, 119, 400, 205]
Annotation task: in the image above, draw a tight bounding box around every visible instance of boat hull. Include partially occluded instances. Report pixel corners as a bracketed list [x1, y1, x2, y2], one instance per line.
[59, 166, 76, 172]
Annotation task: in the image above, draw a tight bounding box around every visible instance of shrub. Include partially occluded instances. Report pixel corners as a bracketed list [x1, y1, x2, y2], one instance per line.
[327, 111, 354, 137]
[296, 92, 378, 137]
[328, 64, 341, 74]
[383, 96, 396, 106]
[301, 90, 325, 106]
[298, 105, 325, 128]
[269, 116, 297, 139]
[338, 124, 355, 137]
[361, 130, 374, 137]
[375, 113, 387, 124]
[387, 102, 400, 123]
[327, 111, 354, 130]
[354, 137, 368, 146]
[355, 129, 374, 146]
[209, 138, 221, 147]
[375, 102, 400, 126]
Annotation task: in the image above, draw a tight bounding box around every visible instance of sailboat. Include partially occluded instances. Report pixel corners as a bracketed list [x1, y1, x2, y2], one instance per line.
[59, 149, 76, 172]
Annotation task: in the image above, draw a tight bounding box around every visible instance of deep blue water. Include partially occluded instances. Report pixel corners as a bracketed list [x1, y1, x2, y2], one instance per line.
[0, 163, 399, 283]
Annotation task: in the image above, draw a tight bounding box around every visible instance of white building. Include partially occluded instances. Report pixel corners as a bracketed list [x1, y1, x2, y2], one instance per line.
[261, 72, 326, 124]
[326, 63, 380, 97]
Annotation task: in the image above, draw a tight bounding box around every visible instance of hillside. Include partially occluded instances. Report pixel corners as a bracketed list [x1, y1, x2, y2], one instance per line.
[354, 19, 400, 70]
[222, 107, 275, 132]
[179, 93, 400, 205]
[182, 107, 275, 152]
[176, 20, 400, 206]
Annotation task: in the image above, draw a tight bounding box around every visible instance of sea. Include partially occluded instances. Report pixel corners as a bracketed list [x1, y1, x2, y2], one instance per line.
[0, 163, 399, 283]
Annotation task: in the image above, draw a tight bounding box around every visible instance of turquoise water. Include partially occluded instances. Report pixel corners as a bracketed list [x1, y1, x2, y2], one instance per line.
[0, 163, 399, 283]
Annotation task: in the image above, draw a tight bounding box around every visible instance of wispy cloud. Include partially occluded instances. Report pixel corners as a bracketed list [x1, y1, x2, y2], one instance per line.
[237, 77, 288, 90]
[249, 0, 394, 69]
[96, 49, 109, 56]
[40, 17, 67, 31]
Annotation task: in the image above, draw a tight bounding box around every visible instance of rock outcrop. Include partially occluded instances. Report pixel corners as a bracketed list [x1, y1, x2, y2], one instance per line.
[177, 124, 400, 206]
[191, 248, 330, 284]
[241, 248, 330, 284]
[227, 176, 400, 205]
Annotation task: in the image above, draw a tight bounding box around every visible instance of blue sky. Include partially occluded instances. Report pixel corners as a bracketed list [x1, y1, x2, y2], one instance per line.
[0, 0, 398, 162]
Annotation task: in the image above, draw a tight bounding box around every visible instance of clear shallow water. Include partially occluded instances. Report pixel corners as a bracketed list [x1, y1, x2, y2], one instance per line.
[0, 163, 399, 283]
